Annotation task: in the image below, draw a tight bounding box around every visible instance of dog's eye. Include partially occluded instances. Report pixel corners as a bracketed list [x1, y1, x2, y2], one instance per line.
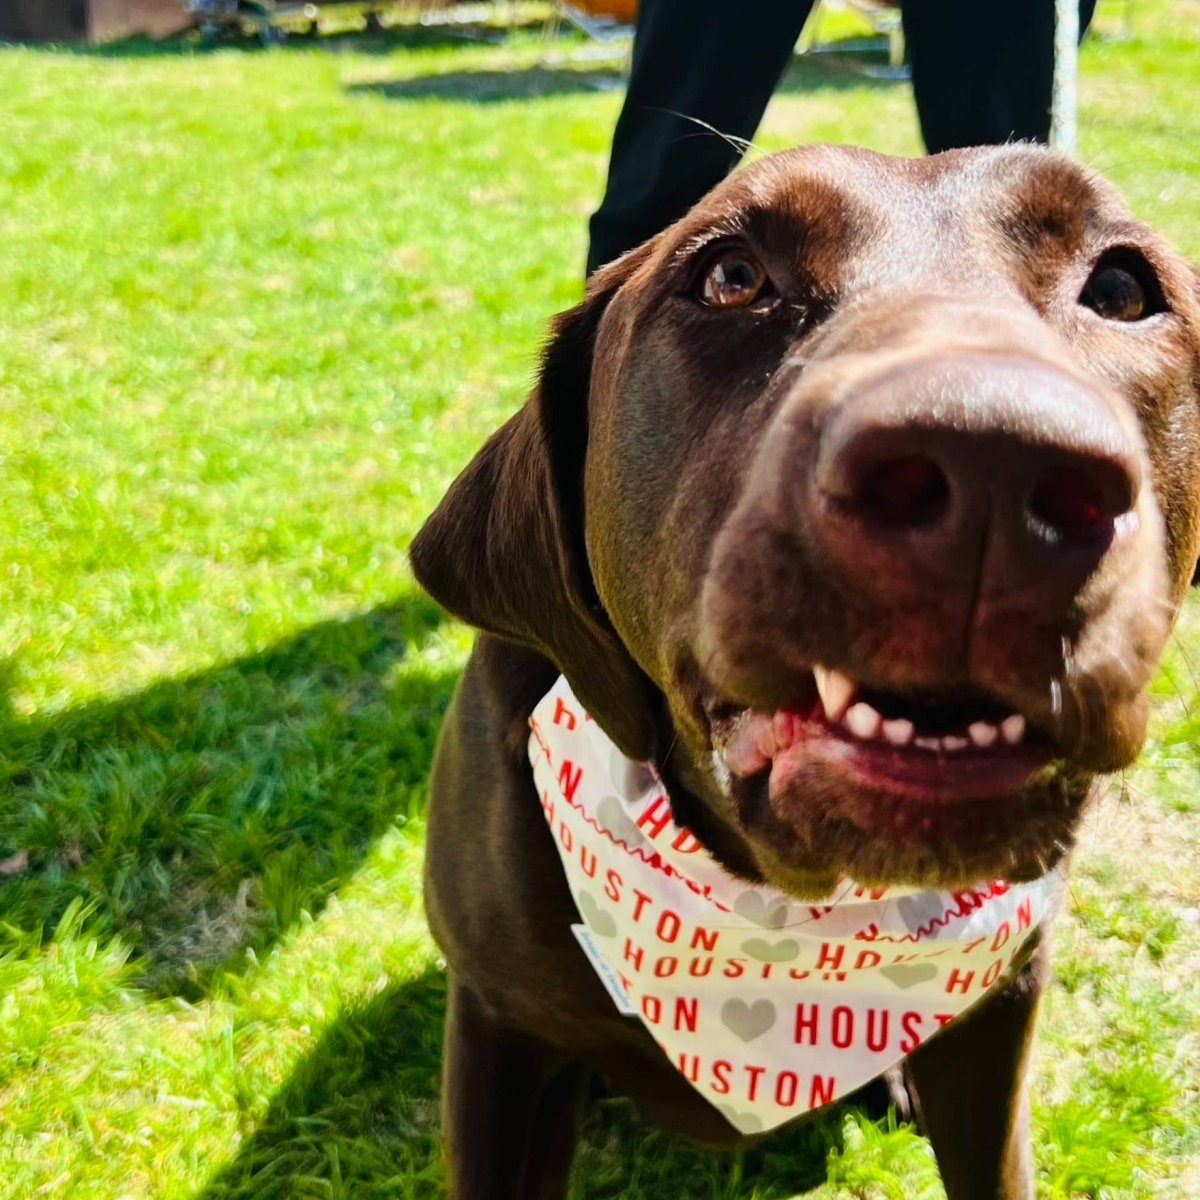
[1079, 252, 1164, 322]
[697, 252, 773, 310]
[1081, 267, 1145, 321]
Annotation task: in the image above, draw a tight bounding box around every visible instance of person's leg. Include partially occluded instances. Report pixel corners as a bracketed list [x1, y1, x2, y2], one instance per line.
[902, 0, 1097, 153]
[587, 0, 816, 275]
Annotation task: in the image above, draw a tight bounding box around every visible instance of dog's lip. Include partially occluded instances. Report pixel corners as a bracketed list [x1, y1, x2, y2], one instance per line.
[774, 718, 1052, 804]
[708, 667, 1056, 804]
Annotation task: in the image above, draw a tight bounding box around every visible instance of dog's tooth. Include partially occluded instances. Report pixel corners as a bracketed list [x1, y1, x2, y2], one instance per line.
[1000, 714, 1027, 745]
[914, 736, 941, 751]
[843, 701, 882, 740]
[814, 666, 856, 721]
[882, 717, 915, 745]
[968, 721, 999, 748]
[813, 665, 828, 705]
[941, 735, 969, 752]
[813, 667, 850, 721]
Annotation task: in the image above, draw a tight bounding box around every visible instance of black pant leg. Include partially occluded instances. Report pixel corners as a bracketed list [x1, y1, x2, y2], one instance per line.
[587, 0, 816, 275]
[902, 0, 1097, 153]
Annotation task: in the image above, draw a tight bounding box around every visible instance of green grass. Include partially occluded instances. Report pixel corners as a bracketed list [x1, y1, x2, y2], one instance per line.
[1, 2, 1199, 1196]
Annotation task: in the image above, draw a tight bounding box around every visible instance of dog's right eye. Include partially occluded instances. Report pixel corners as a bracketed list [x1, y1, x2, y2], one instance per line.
[696, 251, 774, 310]
[1079, 250, 1166, 322]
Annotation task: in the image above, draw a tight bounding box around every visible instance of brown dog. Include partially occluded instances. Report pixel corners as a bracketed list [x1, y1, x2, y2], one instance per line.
[410, 144, 1200, 1200]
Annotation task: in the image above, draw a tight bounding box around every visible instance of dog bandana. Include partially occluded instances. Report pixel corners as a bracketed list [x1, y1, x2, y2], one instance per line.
[529, 675, 1062, 1135]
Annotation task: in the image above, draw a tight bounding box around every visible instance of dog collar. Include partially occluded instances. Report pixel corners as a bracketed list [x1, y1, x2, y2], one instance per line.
[529, 675, 1061, 1135]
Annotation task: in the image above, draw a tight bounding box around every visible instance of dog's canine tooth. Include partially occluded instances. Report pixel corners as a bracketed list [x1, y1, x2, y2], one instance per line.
[843, 701, 882, 739]
[882, 717, 915, 745]
[941, 735, 969, 752]
[1000, 714, 1027, 745]
[968, 721, 999, 748]
[814, 665, 855, 721]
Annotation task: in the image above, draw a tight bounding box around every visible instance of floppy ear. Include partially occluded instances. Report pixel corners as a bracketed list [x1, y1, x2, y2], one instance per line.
[410, 247, 659, 760]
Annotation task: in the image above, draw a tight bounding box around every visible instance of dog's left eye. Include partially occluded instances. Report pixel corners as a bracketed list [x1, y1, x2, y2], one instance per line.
[1079, 252, 1164, 322]
[697, 251, 774, 310]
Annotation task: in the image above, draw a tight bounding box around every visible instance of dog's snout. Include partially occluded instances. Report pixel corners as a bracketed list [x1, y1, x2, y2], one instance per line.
[810, 355, 1143, 600]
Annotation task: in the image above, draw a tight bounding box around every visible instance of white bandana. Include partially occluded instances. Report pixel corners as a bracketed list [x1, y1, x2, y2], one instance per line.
[529, 675, 1061, 1135]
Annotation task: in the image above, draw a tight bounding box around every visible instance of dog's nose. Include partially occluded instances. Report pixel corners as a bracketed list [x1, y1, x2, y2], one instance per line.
[810, 354, 1143, 604]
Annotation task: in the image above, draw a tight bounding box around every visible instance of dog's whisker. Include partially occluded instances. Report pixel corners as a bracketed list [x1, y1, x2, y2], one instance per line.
[1061, 667, 1093, 750]
[1166, 628, 1200, 711]
[1157, 654, 1192, 716]
[661, 729, 682, 766]
[651, 108, 761, 158]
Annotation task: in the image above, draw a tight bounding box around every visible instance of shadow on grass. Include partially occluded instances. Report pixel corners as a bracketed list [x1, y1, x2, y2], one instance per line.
[348, 61, 623, 102]
[345, 41, 902, 106]
[192, 963, 844, 1200]
[777, 45, 907, 93]
[0, 592, 456, 997]
[195, 964, 448, 1200]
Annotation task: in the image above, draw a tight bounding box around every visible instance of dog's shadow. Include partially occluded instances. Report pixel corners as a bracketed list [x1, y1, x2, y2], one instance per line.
[191, 964, 843, 1200]
[0, 592, 457, 997]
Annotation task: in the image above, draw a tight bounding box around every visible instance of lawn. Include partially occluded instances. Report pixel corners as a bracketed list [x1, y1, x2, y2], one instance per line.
[0, 2, 1197, 1196]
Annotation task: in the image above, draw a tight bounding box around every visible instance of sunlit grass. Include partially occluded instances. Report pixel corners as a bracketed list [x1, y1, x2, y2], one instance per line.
[0, 2, 1198, 1196]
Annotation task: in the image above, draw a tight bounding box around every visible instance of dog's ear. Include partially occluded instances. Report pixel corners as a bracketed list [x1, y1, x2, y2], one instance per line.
[410, 246, 659, 760]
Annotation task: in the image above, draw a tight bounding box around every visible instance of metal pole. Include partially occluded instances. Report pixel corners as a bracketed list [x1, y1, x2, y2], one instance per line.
[1052, 0, 1079, 154]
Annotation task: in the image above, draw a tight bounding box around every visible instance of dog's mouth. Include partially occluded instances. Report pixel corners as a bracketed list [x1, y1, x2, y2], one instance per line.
[709, 666, 1056, 806]
[699, 666, 1079, 887]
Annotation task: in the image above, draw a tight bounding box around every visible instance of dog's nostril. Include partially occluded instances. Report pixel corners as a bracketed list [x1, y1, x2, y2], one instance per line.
[1027, 463, 1132, 542]
[857, 456, 950, 528]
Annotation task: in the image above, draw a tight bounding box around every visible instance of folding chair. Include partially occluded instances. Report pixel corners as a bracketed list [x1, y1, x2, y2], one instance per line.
[545, 2, 634, 46]
[542, 1, 634, 70]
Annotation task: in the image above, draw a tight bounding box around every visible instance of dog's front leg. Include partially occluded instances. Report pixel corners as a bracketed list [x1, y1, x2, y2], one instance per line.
[902, 938, 1048, 1200]
[441, 975, 588, 1200]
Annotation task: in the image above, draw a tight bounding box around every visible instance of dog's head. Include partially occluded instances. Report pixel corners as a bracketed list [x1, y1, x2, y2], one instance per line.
[412, 145, 1200, 896]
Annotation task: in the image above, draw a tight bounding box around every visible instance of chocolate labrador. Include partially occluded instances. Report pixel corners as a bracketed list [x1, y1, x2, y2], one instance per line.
[410, 145, 1200, 1200]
